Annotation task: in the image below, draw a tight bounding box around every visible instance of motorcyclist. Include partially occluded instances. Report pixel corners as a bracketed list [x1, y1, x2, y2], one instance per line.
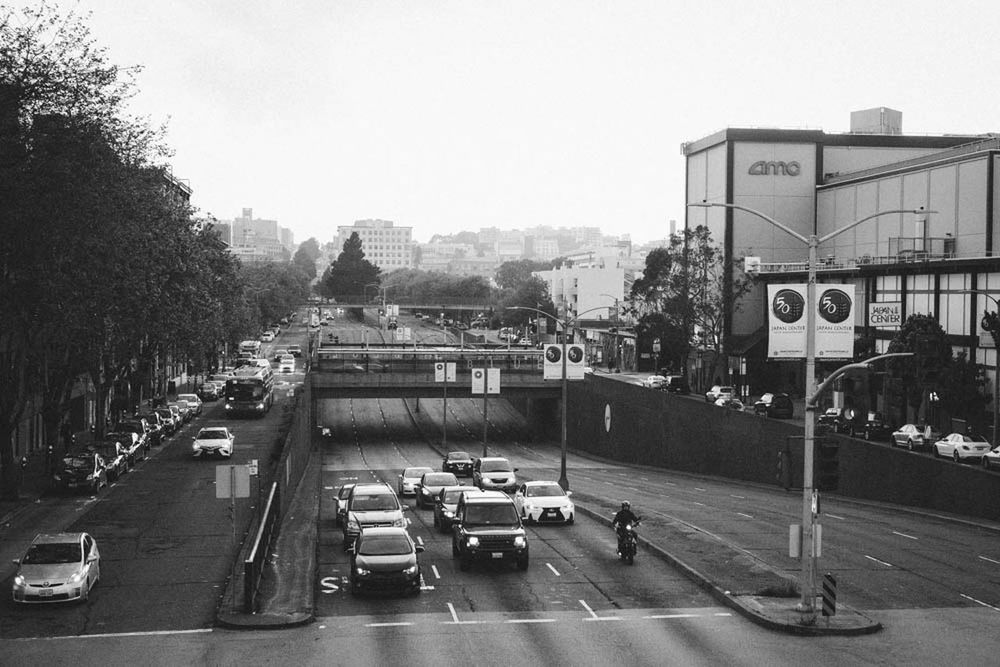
[612, 501, 639, 553]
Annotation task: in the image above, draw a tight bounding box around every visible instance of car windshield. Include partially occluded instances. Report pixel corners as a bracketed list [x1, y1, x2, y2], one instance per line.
[526, 484, 565, 498]
[23, 542, 82, 564]
[442, 489, 469, 503]
[480, 460, 511, 472]
[464, 504, 519, 525]
[422, 473, 457, 486]
[351, 494, 399, 511]
[404, 467, 433, 478]
[357, 535, 412, 556]
[448, 452, 470, 461]
[63, 456, 92, 469]
[198, 430, 228, 440]
[178, 395, 198, 402]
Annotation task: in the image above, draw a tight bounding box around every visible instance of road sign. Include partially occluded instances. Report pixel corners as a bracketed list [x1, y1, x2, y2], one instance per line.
[435, 362, 456, 383]
[216, 464, 250, 499]
[653, 337, 661, 353]
[473, 368, 500, 394]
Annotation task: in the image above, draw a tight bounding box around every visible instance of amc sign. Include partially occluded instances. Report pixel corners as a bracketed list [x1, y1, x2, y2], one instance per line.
[869, 302, 901, 328]
[748, 160, 801, 176]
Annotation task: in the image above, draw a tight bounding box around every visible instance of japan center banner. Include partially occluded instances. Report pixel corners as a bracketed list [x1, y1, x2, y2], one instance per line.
[767, 284, 854, 359]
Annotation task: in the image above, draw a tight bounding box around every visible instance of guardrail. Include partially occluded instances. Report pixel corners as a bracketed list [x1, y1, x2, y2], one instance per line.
[243, 482, 280, 613]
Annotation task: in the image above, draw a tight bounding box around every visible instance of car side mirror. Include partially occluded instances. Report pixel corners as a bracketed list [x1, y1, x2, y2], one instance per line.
[415, 545, 425, 553]
[513, 468, 519, 472]
[346, 544, 355, 553]
[12, 558, 20, 565]
[566, 491, 573, 497]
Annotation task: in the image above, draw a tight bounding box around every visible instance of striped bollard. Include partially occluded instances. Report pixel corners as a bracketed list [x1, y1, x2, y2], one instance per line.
[821, 573, 837, 617]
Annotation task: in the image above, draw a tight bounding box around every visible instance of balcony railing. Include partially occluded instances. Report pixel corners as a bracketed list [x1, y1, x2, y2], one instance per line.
[757, 236, 959, 274]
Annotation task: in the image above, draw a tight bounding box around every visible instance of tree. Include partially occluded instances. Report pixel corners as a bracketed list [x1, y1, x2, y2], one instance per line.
[495, 259, 552, 290]
[319, 232, 380, 300]
[292, 237, 320, 281]
[499, 277, 556, 327]
[887, 314, 952, 425]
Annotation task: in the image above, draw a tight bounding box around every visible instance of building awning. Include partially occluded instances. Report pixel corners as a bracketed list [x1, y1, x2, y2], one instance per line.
[727, 326, 766, 356]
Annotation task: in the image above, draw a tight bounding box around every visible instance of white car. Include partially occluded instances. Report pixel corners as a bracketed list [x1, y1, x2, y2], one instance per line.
[983, 446, 1000, 471]
[176, 393, 203, 416]
[12, 533, 101, 603]
[933, 433, 991, 462]
[397, 466, 434, 496]
[513, 481, 574, 524]
[260, 331, 274, 342]
[705, 385, 734, 402]
[192, 427, 234, 458]
[715, 397, 744, 411]
[279, 354, 295, 373]
[643, 375, 668, 389]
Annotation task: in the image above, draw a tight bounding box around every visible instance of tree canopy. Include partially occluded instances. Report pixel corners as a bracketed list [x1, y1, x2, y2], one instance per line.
[318, 232, 380, 300]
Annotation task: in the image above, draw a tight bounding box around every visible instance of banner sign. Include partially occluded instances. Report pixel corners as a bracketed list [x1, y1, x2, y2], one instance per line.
[544, 344, 586, 380]
[472, 368, 502, 395]
[767, 284, 854, 359]
[868, 302, 901, 328]
[434, 362, 456, 382]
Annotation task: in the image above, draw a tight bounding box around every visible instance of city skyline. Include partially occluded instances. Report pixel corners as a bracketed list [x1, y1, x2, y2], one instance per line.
[67, 0, 1000, 245]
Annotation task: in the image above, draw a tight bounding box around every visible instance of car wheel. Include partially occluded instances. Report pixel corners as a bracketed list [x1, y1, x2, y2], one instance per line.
[516, 555, 529, 571]
[459, 554, 471, 571]
[566, 516, 574, 525]
[433, 514, 440, 529]
[953, 450, 961, 463]
[452, 540, 459, 557]
[907, 439, 915, 451]
[983, 456, 991, 470]
[933, 446, 940, 459]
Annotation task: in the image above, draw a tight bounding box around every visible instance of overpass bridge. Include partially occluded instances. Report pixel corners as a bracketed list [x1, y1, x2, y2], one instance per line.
[308, 296, 494, 311]
[308, 346, 560, 399]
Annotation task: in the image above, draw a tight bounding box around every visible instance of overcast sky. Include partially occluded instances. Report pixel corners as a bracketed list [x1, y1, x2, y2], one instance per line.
[62, 0, 1000, 245]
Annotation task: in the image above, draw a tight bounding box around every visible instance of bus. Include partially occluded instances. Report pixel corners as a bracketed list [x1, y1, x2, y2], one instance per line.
[224, 366, 275, 417]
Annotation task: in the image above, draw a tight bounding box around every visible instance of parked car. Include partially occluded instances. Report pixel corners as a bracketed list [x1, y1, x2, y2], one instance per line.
[705, 385, 733, 402]
[818, 407, 846, 431]
[169, 400, 192, 424]
[11, 532, 101, 603]
[983, 446, 1000, 471]
[154, 407, 178, 435]
[116, 418, 154, 452]
[414, 471, 459, 509]
[513, 481, 575, 524]
[891, 423, 941, 451]
[348, 526, 423, 596]
[139, 411, 170, 440]
[192, 426, 235, 459]
[286, 345, 303, 358]
[643, 375, 668, 389]
[753, 392, 794, 418]
[197, 382, 220, 401]
[177, 393, 203, 416]
[441, 450, 474, 476]
[715, 397, 745, 411]
[260, 331, 274, 342]
[844, 410, 891, 441]
[52, 451, 107, 494]
[661, 375, 690, 394]
[397, 466, 434, 497]
[433, 485, 480, 532]
[88, 440, 128, 482]
[933, 432, 992, 462]
[105, 430, 143, 466]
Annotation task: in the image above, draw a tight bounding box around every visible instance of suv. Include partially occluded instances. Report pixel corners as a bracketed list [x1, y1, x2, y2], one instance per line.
[705, 385, 733, 402]
[662, 375, 690, 394]
[472, 457, 518, 494]
[342, 483, 406, 548]
[753, 392, 794, 419]
[452, 491, 529, 571]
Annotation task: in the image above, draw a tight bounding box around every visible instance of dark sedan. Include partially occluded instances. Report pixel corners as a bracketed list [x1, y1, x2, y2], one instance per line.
[442, 450, 474, 476]
[415, 471, 459, 508]
[753, 392, 794, 419]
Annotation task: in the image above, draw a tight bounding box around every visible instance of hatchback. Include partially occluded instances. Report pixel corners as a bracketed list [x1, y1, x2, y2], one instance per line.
[12, 533, 101, 603]
[348, 527, 423, 596]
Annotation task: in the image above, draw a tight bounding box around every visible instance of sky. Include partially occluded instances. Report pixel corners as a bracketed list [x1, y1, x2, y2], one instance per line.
[46, 0, 1000, 245]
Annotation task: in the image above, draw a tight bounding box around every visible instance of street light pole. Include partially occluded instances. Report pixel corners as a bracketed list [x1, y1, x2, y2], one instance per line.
[689, 201, 930, 622]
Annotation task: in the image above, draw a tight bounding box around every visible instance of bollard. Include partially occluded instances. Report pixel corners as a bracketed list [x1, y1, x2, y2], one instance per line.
[821, 572, 837, 617]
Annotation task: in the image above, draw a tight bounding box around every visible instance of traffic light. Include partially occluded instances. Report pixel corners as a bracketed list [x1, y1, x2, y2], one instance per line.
[815, 439, 839, 492]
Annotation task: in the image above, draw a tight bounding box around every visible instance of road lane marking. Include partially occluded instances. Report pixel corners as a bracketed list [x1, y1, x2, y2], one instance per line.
[546, 563, 561, 576]
[979, 555, 1000, 565]
[892, 531, 918, 540]
[825, 513, 845, 520]
[693, 502, 706, 507]
[367, 622, 413, 627]
[32, 628, 213, 641]
[432, 565, 441, 579]
[736, 512, 753, 519]
[444, 602, 479, 625]
[415, 536, 424, 547]
[579, 599, 621, 621]
[506, 618, 556, 624]
[730, 494, 745, 499]
[961, 593, 1000, 612]
[864, 555, 894, 567]
[694, 487, 706, 492]
[644, 613, 700, 619]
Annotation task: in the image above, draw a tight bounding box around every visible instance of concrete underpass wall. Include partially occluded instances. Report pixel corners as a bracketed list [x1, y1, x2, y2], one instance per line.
[566, 375, 1000, 521]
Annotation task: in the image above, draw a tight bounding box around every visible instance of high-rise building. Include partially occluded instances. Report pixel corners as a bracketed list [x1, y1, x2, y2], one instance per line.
[336, 219, 414, 270]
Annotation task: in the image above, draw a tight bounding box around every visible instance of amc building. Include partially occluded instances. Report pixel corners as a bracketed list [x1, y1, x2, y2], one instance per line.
[683, 109, 1000, 423]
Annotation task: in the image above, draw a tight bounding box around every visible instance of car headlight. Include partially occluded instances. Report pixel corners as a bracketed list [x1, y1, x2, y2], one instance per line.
[225, 403, 232, 410]
[13, 574, 25, 586]
[347, 516, 359, 530]
[466, 536, 480, 547]
[566, 503, 574, 512]
[355, 567, 371, 577]
[402, 565, 418, 576]
[86, 473, 96, 480]
[53, 475, 62, 482]
[514, 536, 526, 548]
[443, 510, 454, 518]
[69, 570, 86, 584]
[192, 443, 201, 450]
[256, 403, 265, 410]
[523, 503, 536, 512]
[392, 517, 406, 527]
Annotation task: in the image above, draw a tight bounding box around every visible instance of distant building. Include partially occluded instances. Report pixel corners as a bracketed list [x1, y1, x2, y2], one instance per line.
[229, 208, 293, 262]
[533, 265, 626, 323]
[336, 219, 414, 270]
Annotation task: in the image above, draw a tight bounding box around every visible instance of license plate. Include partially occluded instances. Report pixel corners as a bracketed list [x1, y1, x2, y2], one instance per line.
[38, 589, 53, 597]
[491, 552, 503, 559]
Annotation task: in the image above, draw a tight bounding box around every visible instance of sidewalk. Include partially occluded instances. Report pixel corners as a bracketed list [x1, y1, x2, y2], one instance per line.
[0, 444, 66, 528]
[217, 442, 881, 635]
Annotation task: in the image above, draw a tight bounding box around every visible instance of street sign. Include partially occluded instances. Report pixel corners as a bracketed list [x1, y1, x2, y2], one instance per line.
[248, 459, 258, 475]
[435, 362, 456, 383]
[472, 368, 485, 394]
[543, 344, 586, 380]
[487, 368, 500, 394]
[402, 326, 412, 341]
[652, 337, 661, 353]
[216, 464, 250, 499]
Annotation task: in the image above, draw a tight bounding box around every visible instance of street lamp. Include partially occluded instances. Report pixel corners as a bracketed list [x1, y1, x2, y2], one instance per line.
[689, 200, 930, 622]
[507, 305, 609, 491]
[960, 290, 1000, 447]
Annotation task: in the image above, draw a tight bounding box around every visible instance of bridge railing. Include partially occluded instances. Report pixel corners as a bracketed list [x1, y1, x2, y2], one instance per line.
[323, 295, 493, 309]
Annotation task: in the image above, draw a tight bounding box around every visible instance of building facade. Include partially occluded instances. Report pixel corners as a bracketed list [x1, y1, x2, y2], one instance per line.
[337, 219, 414, 270]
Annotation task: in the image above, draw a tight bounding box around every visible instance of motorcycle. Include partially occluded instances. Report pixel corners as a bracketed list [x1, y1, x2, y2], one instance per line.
[616, 519, 641, 565]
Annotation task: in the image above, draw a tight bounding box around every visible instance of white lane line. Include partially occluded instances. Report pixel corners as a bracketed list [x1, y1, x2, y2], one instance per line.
[444, 602, 479, 625]
[432, 565, 441, 579]
[694, 487, 706, 492]
[367, 622, 413, 627]
[713, 612, 733, 617]
[693, 502, 706, 507]
[730, 494, 746, 499]
[506, 619, 556, 624]
[578, 599, 621, 622]
[892, 531, 918, 540]
[864, 555, 894, 567]
[644, 613, 700, 619]
[825, 513, 845, 520]
[961, 594, 1000, 612]
[979, 555, 1000, 565]
[31, 628, 213, 641]
[323, 485, 334, 490]
[546, 562, 561, 576]
[736, 512, 753, 519]
[415, 536, 425, 547]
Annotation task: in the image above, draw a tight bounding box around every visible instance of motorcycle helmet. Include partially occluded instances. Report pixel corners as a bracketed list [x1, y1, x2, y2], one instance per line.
[621, 501, 631, 510]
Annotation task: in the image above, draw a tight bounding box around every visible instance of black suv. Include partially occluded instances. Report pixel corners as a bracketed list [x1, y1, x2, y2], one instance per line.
[452, 491, 529, 571]
[753, 392, 794, 419]
[661, 375, 691, 394]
